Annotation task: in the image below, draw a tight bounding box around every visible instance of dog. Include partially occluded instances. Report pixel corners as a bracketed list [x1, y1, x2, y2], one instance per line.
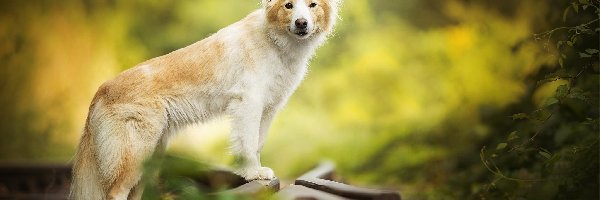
[70, 0, 339, 199]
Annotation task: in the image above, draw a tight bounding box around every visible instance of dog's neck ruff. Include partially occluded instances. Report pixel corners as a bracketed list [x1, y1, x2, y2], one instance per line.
[265, 27, 325, 65]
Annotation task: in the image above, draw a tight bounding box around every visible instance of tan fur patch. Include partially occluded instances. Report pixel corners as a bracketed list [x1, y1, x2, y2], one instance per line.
[147, 38, 223, 88]
[266, 0, 291, 30]
[106, 149, 135, 199]
[92, 37, 224, 106]
[314, 0, 332, 33]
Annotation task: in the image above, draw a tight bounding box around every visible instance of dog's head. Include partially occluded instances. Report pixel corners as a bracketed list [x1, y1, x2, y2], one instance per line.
[263, 0, 340, 40]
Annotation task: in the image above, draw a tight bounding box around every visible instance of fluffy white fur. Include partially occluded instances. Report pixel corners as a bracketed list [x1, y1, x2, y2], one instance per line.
[70, 0, 339, 199]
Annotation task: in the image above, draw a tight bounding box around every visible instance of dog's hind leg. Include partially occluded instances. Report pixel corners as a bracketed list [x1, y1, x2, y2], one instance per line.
[93, 114, 164, 200]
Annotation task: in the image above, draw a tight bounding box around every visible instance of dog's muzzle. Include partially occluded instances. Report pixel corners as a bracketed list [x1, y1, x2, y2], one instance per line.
[294, 18, 309, 36]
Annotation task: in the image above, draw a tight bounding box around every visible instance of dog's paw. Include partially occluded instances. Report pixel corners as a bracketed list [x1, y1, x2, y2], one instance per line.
[236, 166, 275, 181]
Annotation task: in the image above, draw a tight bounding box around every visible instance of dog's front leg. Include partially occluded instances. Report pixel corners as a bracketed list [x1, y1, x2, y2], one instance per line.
[229, 96, 275, 180]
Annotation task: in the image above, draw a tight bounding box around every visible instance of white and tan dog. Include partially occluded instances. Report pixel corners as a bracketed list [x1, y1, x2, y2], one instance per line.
[70, 0, 339, 199]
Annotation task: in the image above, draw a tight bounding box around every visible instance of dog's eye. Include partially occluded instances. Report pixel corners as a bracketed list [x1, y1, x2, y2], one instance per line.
[285, 3, 293, 9]
[309, 2, 317, 8]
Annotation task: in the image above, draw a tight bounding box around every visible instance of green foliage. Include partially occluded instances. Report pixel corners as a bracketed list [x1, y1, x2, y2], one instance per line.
[141, 154, 252, 200]
[479, 0, 599, 199]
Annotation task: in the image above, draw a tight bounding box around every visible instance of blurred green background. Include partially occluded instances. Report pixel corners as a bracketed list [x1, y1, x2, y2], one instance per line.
[1, 0, 598, 199]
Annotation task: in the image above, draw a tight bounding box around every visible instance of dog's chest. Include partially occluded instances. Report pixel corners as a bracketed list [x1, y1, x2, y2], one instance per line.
[258, 61, 306, 107]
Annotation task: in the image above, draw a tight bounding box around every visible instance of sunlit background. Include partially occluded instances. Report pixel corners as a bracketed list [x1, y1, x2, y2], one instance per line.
[1, 0, 598, 199]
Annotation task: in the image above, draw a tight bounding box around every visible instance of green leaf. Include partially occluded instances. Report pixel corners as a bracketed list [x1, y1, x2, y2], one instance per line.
[512, 113, 528, 120]
[539, 151, 552, 159]
[545, 97, 559, 106]
[558, 57, 564, 68]
[557, 41, 564, 49]
[576, 25, 590, 32]
[579, 52, 592, 58]
[507, 131, 519, 141]
[563, 6, 571, 22]
[583, 5, 589, 10]
[567, 92, 587, 100]
[567, 41, 573, 46]
[543, 70, 563, 79]
[572, 3, 579, 13]
[585, 48, 599, 54]
[496, 143, 507, 150]
[578, 0, 589, 4]
[570, 87, 584, 94]
[555, 84, 569, 98]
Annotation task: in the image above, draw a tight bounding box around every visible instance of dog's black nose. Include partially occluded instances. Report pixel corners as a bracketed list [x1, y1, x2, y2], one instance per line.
[295, 18, 308, 29]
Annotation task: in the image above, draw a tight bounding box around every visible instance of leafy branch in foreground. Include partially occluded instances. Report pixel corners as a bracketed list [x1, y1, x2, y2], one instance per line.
[534, 0, 600, 67]
[478, 0, 599, 199]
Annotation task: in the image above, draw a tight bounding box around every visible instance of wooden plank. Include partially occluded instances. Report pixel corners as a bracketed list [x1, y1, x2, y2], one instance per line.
[217, 178, 280, 198]
[295, 178, 400, 200]
[295, 162, 401, 200]
[0, 161, 402, 200]
[276, 185, 350, 200]
[0, 194, 69, 200]
[225, 179, 280, 194]
[0, 165, 71, 198]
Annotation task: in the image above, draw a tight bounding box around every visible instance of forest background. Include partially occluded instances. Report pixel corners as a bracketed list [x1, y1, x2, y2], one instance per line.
[0, 0, 598, 199]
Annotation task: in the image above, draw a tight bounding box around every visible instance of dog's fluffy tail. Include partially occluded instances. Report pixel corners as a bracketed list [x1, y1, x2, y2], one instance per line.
[70, 129, 105, 200]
